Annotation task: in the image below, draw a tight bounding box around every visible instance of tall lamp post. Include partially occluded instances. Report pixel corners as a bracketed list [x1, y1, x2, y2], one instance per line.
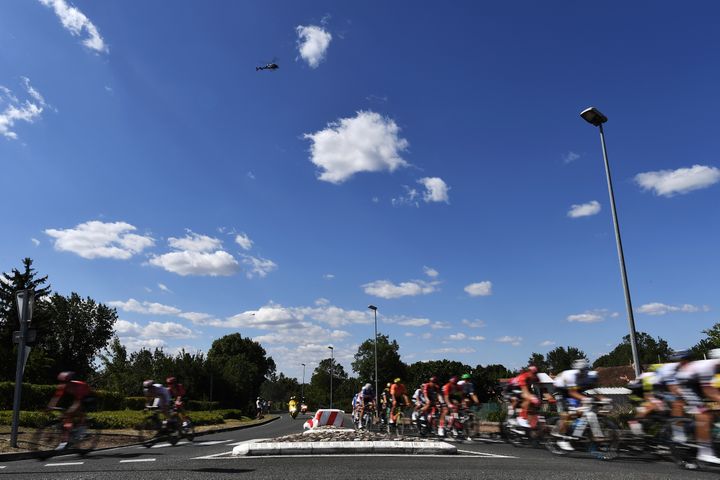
[327, 346, 334, 409]
[367, 305, 379, 409]
[11, 289, 35, 447]
[580, 107, 641, 378]
[301, 363, 306, 402]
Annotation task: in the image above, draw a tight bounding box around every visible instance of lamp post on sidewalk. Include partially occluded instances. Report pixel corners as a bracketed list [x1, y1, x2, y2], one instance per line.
[368, 305, 379, 409]
[11, 289, 35, 447]
[580, 107, 641, 378]
[328, 346, 334, 409]
[301, 363, 306, 402]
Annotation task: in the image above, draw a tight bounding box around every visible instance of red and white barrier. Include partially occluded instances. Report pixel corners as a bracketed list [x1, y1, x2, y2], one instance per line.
[303, 409, 345, 429]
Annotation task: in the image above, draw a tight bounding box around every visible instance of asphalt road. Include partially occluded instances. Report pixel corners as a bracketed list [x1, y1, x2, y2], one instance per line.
[2, 414, 719, 479]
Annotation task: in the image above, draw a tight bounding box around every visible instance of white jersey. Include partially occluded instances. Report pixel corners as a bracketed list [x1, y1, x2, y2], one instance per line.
[412, 388, 422, 404]
[677, 359, 719, 387]
[654, 362, 680, 387]
[151, 384, 171, 408]
[554, 369, 583, 390]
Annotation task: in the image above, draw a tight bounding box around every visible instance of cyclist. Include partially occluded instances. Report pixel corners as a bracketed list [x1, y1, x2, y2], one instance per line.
[47, 371, 92, 449]
[143, 380, 172, 420]
[411, 385, 423, 422]
[389, 378, 410, 425]
[420, 376, 441, 425]
[675, 349, 720, 464]
[255, 397, 264, 419]
[380, 383, 392, 425]
[351, 391, 361, 426]
[458, 373, 480, 407]
[552, 359, 594, 451]
[514, 366, 540, 428]
[166, 377, 189, 426]
[358, 383, 375, 429]
[439, 376, 462, 437]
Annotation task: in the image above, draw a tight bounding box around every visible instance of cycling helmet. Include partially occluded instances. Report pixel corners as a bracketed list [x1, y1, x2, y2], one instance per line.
[394, 378, 401, 383]
[386, 383, 392, 388]
[429, 376, 438, 384]
[572, 359, 590, 371]
[364, 383, 372, 389]
[142, 380, 154, 393]
[449, 376, 458, 383]
[527, 365, 538, 374]
[709, 349, 720, 360]
[668, 349, 691, 362]
[57, 371, 75, 382]
[461, 373, 472, 380]
[166, 376, 177, 385]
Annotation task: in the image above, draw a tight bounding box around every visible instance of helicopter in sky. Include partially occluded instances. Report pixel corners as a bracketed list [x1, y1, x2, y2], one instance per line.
[256, 58, 279, 71]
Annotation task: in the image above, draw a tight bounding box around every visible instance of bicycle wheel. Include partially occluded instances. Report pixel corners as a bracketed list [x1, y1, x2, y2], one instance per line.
[74, 419, 100, 455]
[31, 419, 65, 456]
[396, 412, 405, 436]
[591, 417, 620, 461]
[136, 416, 161, 448]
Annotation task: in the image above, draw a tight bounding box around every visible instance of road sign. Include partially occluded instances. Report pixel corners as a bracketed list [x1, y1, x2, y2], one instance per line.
[12, 329, 36, 344]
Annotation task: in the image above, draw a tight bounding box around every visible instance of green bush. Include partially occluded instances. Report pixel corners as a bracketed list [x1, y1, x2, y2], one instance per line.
[187, 400, 220, 411]
[0, 410, 55, 428]
[124, 397, 147, 410]
[0, 382, 56, 410]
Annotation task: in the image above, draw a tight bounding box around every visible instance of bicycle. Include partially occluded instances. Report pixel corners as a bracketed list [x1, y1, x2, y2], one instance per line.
[31, 407, 99, 458]
[387, 405, 407, 436]
[136, 406, 181, 447]
[546, 399, 620, 460]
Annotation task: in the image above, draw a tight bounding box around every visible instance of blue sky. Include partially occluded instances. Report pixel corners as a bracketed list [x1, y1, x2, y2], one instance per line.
[1, 1, 719, 378]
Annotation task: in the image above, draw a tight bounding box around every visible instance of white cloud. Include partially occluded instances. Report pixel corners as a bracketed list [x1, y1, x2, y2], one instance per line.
[315, 298, 330, 306]
[31, 238, 40, 246]
[0, 77, 46, 140]
[635, 165, 720, 197]
[304, 111, 409, 184]
[150, 232, 239, 276]
[540, 340, 556, 347]
[363, 279, 438, 299]
[253, 323, 350, 346]
[157, 283, 172, 293]
[405, 332, 415, 337]
[107, 299, 181, 316]
[324, 273, 335, 280]
[464, 281, 492, 297]
[391, 186, 420, 208]
[120, 337, 167, 352]
[178, 311, 214, 324]
[469, 335, 486, 341]
[423, 266, 439, 278]
[421, 333, 432, 339]
[568, 200, 601, 218]
[168, 232, 222, 252]
[38, 0, 108, 53]
[418, 177, 450, 203]
[496, 335, 523, 346]
[384, 316, 431, 327]
[296, 25, 332, 68]
[430, 321, 451, 330]
[45, 221, 154, 260]
[430, 347, 476, 354]
[461, 319, 486, 328]
[448, 332, 467, 341]
[241, 254, 278, 278]
[567, 310, 606, 323]
[563, 151, 580, 164]
[115, 319, 194, 339]
[235, 233, 253, 250]
[637, 302, 709, 316]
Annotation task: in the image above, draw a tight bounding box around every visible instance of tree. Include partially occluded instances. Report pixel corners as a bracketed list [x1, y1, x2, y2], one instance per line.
[527, 353, 549, 373]
[406, 360, 471, 390]
[306, 358, 349, 409]
[546, 346, 587, 374]
[473, 364, 514, 401]
[690, 323, 720, 360]
[352, 334, 407, 385]
[0, 258, 52, 380]
[593, 332, 672, 368]
[260, 372, 300, 406]
[207, 333, 275, 410]
[40, 293, 117, 380]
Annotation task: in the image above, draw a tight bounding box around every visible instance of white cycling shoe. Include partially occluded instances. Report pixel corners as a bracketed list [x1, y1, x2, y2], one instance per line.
[697, 453, 720, 465]
[556, 441, 574, 451]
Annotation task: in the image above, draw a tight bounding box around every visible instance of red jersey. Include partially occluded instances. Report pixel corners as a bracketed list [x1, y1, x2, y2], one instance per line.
[54, 380, 91, 401]
[422, 382, 439, 401]
[442, 382, 462, 402]
[515, 372, 537, 389]
[169, 383, 186, 398]
[390, 383, 406, 399]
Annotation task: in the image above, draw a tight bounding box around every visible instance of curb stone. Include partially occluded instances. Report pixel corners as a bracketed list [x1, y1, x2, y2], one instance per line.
[233, 440, 457, 456]
[0, 415, 280, 462]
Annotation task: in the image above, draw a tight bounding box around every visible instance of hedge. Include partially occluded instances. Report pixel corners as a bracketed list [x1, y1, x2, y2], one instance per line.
[0, 383, 218, 412]
[0, 409, 250, 429]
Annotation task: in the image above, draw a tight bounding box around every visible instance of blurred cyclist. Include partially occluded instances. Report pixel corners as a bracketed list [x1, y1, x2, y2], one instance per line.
[47, 371, 92, 450]
[166, 376, 189, 426]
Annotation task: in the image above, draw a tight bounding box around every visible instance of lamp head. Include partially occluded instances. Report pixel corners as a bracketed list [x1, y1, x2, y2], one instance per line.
[367, 305, 377, 311]
[580, 107, 608, 126]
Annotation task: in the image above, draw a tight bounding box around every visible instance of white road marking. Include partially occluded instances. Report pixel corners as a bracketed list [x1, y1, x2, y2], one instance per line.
[195, 439, 232, 446]
[45, 461, 85, 467]
[228, 438, 269, 446]
[208, 453, 515, 459]
[119, 458, 156, 463]
[193, 438, 268, 460]
[456, 449, 517, 458]
[150, 440, 189, 448]
[0, 466, 6, 469]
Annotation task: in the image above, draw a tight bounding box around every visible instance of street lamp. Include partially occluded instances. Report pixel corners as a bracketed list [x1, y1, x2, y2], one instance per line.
[327, 346, 334, 409]
[368, 305, 379, 409]
[11, 289, 35, 447]
[301, 363, 306, 403]
[580, 107, 641, 378]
